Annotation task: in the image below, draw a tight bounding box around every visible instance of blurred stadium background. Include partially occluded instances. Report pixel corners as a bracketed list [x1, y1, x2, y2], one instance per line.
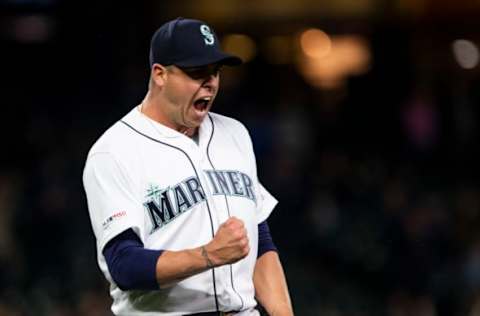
[1, 0, 480, 315]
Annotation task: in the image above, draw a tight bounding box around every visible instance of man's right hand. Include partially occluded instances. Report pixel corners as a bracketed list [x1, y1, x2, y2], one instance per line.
[204, 217, 250, 266]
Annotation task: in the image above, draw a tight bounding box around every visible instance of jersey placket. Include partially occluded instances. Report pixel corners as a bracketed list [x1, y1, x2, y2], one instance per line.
[181, 137, 237, 311]
[197, 124, 246, 312]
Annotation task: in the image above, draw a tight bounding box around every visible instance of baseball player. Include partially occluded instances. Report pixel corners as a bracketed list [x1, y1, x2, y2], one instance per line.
[83, 17, 293, 316]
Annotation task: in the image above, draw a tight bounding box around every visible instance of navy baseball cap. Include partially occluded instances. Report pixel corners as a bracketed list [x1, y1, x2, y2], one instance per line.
[149, 17, 243, 68]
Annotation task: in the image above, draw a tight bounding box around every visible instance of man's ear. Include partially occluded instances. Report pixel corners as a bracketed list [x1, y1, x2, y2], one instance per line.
[151, 64, 168, 87]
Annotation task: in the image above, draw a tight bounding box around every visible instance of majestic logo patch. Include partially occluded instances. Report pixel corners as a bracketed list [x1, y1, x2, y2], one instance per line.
[200, 25, 215, 45]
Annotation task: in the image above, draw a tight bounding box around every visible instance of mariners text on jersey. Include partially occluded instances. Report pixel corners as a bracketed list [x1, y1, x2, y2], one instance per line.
[144, 170, 257, 232]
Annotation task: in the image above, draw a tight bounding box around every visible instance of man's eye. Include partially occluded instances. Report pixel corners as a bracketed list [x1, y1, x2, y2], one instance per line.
[186, 70, 208, 79]
[182, 66, 221, 79]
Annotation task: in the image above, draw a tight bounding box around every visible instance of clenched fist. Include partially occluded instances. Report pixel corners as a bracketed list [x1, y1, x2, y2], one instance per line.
[204, 217, 250, 267]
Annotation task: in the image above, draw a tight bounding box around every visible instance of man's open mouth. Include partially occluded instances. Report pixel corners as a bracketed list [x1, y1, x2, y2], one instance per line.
[193, 96, 211, 111]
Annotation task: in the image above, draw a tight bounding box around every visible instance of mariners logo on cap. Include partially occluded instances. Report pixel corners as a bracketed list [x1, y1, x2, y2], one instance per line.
[200, 25, 215, 45]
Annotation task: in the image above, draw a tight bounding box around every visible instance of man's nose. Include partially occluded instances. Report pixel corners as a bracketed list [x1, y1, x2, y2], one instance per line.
[201, 74, 218, 90]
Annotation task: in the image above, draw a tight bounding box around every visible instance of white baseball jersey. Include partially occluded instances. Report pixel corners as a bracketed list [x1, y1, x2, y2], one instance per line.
[83, 106, 278, 316]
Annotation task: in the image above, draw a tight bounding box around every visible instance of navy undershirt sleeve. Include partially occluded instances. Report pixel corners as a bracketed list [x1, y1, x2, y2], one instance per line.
[103, 229, 163, 291]
[257, 220, 278, 258]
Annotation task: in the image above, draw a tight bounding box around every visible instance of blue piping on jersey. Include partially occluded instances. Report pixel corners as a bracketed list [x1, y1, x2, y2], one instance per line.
[206, 114, 245, 311]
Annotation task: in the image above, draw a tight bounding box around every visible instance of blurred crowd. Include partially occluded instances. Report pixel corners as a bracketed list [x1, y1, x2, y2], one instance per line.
[1, 6, 480, 316]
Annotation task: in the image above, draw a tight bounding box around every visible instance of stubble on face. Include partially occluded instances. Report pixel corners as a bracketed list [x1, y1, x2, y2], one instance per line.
[163, 66, 219, 132]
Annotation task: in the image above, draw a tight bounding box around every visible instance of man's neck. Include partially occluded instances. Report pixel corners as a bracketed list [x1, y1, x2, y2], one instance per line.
[140, 95, 198, 138]
[180, 127, 198, 138]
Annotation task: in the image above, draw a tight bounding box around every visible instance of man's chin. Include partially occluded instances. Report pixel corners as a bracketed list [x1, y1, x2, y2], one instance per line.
[187, 116, 208, 128]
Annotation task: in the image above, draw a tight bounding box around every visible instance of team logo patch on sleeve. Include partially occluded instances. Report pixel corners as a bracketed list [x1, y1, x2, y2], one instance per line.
[102, 211, 127, 229]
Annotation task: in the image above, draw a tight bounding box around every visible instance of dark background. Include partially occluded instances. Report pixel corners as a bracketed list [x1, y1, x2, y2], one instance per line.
[1, 1, 480, 315]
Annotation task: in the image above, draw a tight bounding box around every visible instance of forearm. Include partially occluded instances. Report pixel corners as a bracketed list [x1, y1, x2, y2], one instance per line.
[105, 217, 248, 290]
[253, 251, 293, 316]
[155, 246, 212, 288]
